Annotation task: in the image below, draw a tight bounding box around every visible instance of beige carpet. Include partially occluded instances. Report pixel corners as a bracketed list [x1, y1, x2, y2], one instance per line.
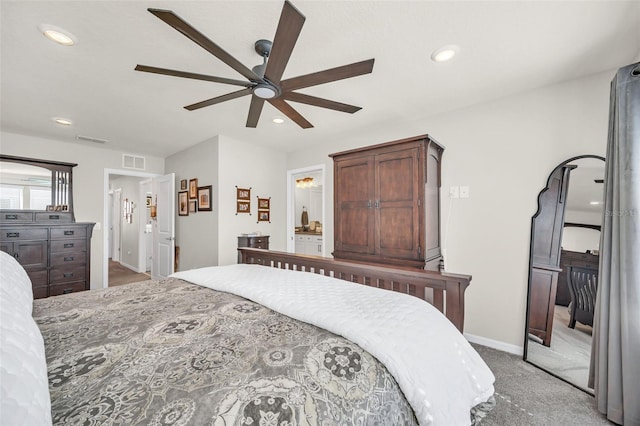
[109, 260, 150, 287]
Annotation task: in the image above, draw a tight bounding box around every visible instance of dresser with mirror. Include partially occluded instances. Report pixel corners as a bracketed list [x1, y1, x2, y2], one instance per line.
[0, 154, 94, 298]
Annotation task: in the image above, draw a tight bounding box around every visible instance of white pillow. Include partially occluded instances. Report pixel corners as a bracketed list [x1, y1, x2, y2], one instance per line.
[0, 251, 52, 425]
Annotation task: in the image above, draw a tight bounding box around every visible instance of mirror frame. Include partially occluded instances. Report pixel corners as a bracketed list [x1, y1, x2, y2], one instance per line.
[0, 154, 77, 219]
[523, 154, 605, 388]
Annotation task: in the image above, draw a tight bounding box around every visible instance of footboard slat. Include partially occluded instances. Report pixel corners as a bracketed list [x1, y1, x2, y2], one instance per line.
[238, 248, 472, 332]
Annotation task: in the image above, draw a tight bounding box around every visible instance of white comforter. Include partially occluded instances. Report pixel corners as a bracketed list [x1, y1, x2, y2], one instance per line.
[172, 264, 495, 426]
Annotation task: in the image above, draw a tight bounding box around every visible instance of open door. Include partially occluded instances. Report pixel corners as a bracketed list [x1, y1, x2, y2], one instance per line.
[152, 173, 175, 279]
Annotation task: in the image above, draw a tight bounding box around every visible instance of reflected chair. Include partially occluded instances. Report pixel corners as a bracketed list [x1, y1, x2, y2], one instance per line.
[567, 266, 598, 328]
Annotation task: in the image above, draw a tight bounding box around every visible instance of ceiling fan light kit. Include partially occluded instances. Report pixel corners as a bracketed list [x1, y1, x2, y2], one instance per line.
[135, 1, 374, 129]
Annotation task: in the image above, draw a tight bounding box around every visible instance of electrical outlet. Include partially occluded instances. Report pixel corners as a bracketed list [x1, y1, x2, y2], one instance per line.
[460, 186, 469, 198]
[449, 186, 459, 198]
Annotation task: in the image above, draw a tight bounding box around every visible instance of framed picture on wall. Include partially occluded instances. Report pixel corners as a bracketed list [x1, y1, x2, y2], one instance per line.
[197, 185, 212, 211]
[180, 179, 187, 190]
[258, 198, 270, 210]
[236, 200, 250, 214]
[189, 178, 198, 199]
[236, 187, 250, 200]
[178, 191, 189, 216]
[258, 210, 270, 222]
[189, 199, 197, 213]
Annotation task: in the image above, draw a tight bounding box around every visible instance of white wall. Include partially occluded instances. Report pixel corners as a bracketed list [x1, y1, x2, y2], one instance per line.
[286, 68, 614, 349]
[0, 131, 165, 288]
[165, 137, 219, 271]
[217, 135, 287, 266]
[165, 135, 287, 268]
[109, 175, 143, 270]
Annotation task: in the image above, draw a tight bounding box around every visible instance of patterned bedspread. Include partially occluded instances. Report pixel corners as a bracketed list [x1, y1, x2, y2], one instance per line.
[33, 278, 418, 425]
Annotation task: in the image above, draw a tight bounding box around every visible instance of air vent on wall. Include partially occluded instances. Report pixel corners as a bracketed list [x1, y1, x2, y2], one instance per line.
[76, 134, 108, 144]
[122, 154, 146, 170]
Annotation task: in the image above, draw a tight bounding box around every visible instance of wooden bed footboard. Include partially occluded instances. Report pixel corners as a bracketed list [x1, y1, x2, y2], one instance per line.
[238, 248, 472, 333]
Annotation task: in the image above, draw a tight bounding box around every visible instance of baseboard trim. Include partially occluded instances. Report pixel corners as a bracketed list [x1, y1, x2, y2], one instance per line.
[465, 333, 524, 356]
[118, 261, 141, 273]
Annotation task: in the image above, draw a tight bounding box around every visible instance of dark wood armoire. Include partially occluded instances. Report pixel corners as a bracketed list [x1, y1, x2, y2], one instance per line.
[330, 135, 443, 270]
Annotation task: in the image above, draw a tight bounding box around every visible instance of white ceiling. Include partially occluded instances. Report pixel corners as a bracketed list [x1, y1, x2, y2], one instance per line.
[1, 1, 639, 157]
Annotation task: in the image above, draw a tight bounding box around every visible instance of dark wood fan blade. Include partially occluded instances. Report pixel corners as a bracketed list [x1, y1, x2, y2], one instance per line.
[135, 65, 252, 87]
[148, 8, 261, 82]
[268, 98, 313, 128]
[281, 58, 375, 92]
[184, 88, 252, 111]
[283, 92, 361, 113]
[264, 1, 305, 84]
[246, 96, 266, 128]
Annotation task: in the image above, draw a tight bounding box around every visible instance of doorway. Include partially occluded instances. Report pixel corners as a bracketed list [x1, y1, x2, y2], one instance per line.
[286, 165, 326, 256]
[103, 169, 161, 288]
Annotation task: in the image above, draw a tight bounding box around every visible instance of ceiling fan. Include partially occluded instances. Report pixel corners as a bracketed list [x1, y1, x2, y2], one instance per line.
[135, 1, 375, 129]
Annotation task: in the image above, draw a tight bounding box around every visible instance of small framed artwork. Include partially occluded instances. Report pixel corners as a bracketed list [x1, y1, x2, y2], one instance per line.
[258, 210, 270, 222]
[189, 178, 198, 199]
[54, 205, 63, 211]
[178, 191, 189, 216]
[236, 201, 250, 214]
[198, 185, 212, 211]
[189, 199, 197, 213]
[236, 187, 251, 200]
[180, 179, 188, 190]
[258, 197, 270, 210]
[61, 205, 69, 211]
[46, 205, 54, 211]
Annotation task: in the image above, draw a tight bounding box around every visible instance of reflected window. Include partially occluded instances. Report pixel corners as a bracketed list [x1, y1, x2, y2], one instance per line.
[0, 185, 22, 209]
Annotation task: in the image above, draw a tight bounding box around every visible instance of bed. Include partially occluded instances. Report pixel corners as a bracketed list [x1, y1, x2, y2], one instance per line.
[0, 248, 495, 425]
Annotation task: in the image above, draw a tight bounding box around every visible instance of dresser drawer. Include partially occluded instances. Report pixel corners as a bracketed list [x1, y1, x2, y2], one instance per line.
[50, 239, 86, 253]
[49, 281, 87, 296]
[35, 212, 73, 223]
[51, 226, 87, 240]
[26, 269, 48, 287]
[1, 212, 34, 223]
[50, 265, 86, 284]
[0, 228, 48, 241]
[249, 238, 268, 248]
[51, 251, 86, 266]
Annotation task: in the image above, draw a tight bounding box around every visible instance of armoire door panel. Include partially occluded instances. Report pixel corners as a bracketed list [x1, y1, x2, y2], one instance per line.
[337, 159, 373, 201]
[337, 207, 373, 253]
[377, 153, 416, 202]
[378, 206, 416, 257]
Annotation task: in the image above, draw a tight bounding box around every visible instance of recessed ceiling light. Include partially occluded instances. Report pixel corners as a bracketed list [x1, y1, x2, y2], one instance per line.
[431, 45, 460, 63]
[272, 117, 285, 124]
[38, 24, 76, 46]
[52, 117, 73, 126]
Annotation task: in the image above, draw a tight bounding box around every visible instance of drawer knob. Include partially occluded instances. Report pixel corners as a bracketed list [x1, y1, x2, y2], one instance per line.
[64, 243, 74, 248]
[5, 214, 18, 220]
[64, 256, 74, 262]
[63, 272, 74, 278]
[6, 232, 19, 238]
[62, 288, 74, 294]
[64, 230, 75, 236]
[49, 215, 60, 220]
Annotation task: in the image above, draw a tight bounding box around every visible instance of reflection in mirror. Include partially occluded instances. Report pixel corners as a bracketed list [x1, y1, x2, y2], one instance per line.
[0, 162, 52, 210]
[525, 156, 604, 393]
[0, 155, 75, 213]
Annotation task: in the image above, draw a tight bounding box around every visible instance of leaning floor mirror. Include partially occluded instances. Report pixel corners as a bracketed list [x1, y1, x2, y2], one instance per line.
[524, 155, 605, 393]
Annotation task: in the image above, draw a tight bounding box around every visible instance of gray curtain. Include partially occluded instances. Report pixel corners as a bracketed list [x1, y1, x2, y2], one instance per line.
[589, 62, 640, 425]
